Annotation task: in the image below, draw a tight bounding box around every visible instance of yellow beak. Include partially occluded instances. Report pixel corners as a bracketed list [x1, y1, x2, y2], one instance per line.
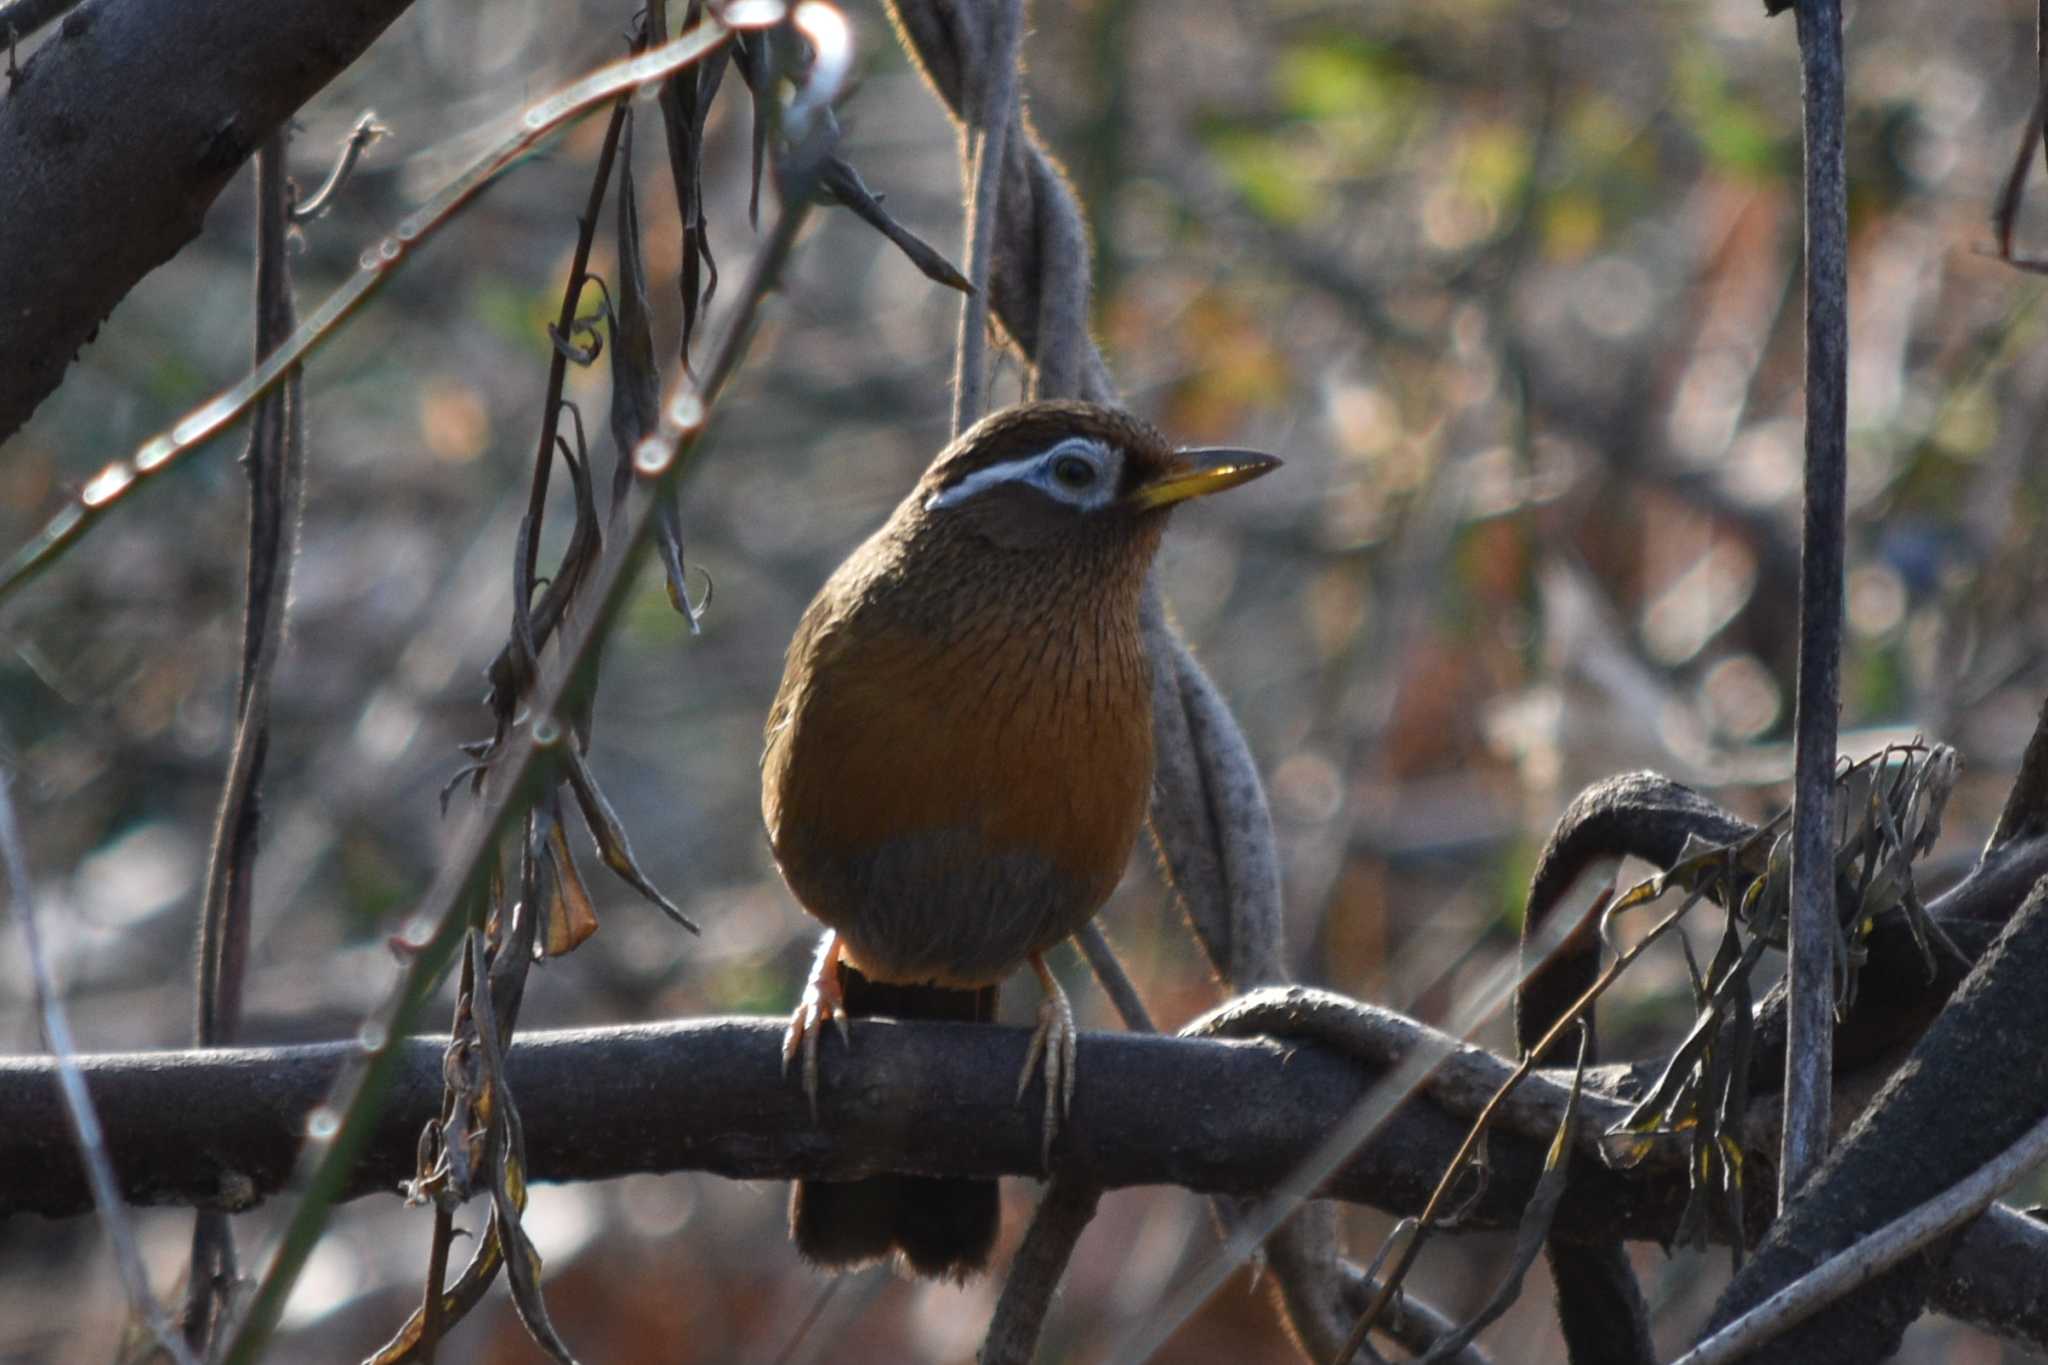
[1127, 448, 1282, 510]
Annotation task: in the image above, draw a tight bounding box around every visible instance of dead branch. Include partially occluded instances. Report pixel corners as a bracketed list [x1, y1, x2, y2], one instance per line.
[0, 1012, 1617, 1222]
[2, 1009, 2046, 1352]
[0, 0, 420, 442]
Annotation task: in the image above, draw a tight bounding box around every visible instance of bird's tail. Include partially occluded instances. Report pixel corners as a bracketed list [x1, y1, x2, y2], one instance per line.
[790, 962, 1000, 1280]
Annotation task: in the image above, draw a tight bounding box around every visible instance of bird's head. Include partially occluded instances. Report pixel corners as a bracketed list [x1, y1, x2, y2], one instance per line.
[911, 401, 1279, 555]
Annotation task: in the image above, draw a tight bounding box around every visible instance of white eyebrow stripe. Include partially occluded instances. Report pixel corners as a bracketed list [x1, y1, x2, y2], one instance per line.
[924, 453, 1049, 511]
[923, 436, 1111, 512]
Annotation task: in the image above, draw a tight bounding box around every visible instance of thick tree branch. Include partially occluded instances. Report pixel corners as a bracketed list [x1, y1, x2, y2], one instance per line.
[1, 1014, 1624, 1222]
[8, 824, 2037, 1238]
[0, 0, 419, 443]
[0, 0, 80, 44]
[3, 1012, 2046, 1351]
[12, 978, 2048, 1350]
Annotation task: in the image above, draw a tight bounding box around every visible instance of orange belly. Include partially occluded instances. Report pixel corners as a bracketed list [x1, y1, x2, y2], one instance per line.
[764, 613, 1152, 986]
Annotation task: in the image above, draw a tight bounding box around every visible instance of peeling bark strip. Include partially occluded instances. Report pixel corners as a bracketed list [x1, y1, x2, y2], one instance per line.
[0, 0, 420, 443]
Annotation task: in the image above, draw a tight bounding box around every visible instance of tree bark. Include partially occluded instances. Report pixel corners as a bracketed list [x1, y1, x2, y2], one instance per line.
[4, 1015, 2046, 1352]
[0, 0, 419, 443]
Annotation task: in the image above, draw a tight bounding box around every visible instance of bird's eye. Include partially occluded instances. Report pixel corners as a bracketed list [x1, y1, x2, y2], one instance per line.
[1051, 454, 1096, 488]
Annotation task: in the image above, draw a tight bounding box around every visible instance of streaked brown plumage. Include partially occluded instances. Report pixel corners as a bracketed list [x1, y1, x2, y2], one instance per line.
[763, 399, 1277, 1278]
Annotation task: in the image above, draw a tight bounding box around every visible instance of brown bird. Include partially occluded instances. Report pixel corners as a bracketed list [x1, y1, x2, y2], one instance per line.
[762, 399, 1278, 1279]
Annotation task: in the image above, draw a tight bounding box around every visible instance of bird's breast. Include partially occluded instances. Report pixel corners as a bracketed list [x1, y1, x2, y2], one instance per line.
[763, 606, 1153, 986]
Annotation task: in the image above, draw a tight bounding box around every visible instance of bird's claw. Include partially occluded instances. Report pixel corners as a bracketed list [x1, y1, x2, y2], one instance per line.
[783, 932, 850, 1120]
[1016, 958, 1077, 1169]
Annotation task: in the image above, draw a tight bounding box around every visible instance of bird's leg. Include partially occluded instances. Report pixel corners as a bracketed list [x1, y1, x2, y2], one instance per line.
[782, 929, 850, 1119]
[1015, 950, 1078, 1168]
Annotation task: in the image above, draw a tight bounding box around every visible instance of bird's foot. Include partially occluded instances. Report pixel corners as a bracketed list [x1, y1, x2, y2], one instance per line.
[1016, 952, 1077, 1169]
[782, 930, 850, 1119]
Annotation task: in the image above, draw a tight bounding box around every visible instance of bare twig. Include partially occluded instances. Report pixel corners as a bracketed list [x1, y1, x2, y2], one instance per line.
[980, 1180, 1105, 1365]
[1781, 0, 1849, 1204]
[1993, 84, 2048, 271]
[1396, 1029, 1592, 1365]
[1076, 923, 1155, 1034]
[949, 0, 1021, 436]
[417, 1201, 455, 1365]
[290, 111, 390, 223]
[1319, 1257, 1487, 1365]
[504, 91, 634, 698]
[0, 771, 200, 1365]
[185, 125, 306, 1354]
[768, 1277, 849, 1365]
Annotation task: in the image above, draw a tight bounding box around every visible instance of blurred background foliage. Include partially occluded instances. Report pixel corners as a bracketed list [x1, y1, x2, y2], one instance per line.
[4, 0, 2047, 1360]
